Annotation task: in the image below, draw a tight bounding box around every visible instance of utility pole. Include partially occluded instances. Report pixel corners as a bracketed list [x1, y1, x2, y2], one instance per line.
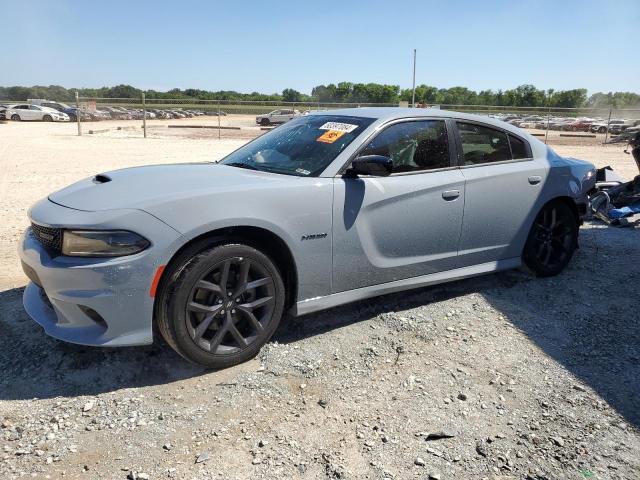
[411, 49, 417, 108]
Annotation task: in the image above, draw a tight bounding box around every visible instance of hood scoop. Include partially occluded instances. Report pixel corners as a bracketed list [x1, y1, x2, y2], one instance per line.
[92, 174, 112, 184]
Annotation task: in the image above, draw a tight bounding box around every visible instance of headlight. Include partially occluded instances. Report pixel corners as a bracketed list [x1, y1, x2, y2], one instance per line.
[62, 230, 150, 257]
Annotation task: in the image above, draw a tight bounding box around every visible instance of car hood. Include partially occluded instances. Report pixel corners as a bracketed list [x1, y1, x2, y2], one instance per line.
[49, 163, 299, 212]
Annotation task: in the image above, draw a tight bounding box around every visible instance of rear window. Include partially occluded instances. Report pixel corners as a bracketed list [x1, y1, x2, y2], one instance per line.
[457, 122, 531, 165]
[457, 123, 511, 165]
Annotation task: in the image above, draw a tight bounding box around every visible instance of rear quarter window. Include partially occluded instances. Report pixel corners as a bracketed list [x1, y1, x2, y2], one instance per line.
[508, 134, 530, 159]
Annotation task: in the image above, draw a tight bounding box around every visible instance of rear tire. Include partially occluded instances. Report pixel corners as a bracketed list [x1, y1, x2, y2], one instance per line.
[157, 243, 286, 368]
[11, 114, 20, 121]
[523, 201, 578, 277]
[598, 126, 606, 134]
[260, 118, 270, 126]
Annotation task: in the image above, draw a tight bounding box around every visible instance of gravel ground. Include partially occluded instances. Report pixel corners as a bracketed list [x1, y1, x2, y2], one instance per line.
[0, 120, 639, 479]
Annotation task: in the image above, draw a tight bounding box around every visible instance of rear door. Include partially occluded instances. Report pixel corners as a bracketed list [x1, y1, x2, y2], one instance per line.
[332, 118, 466, 292]
[453, 121, 546, 267]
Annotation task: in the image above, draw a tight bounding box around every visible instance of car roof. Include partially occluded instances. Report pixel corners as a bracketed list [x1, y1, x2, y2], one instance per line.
[309, 107, 532, 138]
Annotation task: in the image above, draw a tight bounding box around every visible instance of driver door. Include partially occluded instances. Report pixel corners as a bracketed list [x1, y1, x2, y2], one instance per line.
[332, 119, 466, 293]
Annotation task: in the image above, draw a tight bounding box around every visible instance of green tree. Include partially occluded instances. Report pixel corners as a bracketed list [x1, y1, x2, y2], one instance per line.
[282, 88, 302, 102]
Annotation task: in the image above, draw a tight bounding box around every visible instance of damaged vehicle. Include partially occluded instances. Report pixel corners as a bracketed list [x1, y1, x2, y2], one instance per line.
[591, 131, 640, 226]
[19, 108, 596, 368]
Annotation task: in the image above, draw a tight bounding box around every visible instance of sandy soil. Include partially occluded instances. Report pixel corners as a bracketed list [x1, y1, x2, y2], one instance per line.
[0, 119, 638, 479]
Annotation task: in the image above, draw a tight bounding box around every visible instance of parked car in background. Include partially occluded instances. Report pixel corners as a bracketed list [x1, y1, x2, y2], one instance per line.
[255, 109, 300, 126]
[562, 118, 594, 132]
[19, 108, 596, 368]
[517, 119, 539, 129]
[590, 119, 626, 134]
[608, 120, 635, 134]
[5, 104, 69, 122]
[102, 106, 132, 120]
[29, 99, 80, 122]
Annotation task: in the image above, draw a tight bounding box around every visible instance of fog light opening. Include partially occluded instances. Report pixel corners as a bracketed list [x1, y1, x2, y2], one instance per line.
[78, 306, 108, 331]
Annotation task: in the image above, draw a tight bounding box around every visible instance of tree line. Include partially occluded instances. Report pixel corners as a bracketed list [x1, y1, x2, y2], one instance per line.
[1, 83, 638, 109]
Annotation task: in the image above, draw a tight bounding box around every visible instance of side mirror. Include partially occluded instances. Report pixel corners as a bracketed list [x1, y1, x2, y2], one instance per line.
[346, 155, 393, 177]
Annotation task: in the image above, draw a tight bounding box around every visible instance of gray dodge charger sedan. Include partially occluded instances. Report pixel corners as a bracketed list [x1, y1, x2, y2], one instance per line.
[19, 108, 596, 367]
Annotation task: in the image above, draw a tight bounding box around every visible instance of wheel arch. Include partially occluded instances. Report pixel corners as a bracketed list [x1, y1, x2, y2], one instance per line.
[545, 195, 580, 226]
[153, 225, 299, 318]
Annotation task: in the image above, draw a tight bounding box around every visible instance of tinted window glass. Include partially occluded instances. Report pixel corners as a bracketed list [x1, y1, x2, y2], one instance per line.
[508, 134, 529, 159]
[360, 120, 450, 173]
[457, 122, 510, 165]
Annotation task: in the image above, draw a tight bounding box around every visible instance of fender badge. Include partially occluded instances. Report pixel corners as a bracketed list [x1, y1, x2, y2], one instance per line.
[301, 233, 328, 241]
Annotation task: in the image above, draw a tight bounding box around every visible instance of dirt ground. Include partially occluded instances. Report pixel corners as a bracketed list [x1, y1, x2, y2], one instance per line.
[0, 118, 638, 479]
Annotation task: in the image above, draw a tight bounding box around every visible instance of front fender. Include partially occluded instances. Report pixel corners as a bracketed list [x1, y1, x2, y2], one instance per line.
[147, 180, 335, 300]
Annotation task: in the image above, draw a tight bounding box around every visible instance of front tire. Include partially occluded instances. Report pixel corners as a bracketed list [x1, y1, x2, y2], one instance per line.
[43, 115, 53, 122]
[11, 114, 20, 121]
[260, 118, 270, 126]
[157, 243, 286, 368]
[523, 201, 578, 277]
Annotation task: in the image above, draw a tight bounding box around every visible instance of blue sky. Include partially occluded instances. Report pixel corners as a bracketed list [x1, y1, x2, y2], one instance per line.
[2, 0, 638, 94]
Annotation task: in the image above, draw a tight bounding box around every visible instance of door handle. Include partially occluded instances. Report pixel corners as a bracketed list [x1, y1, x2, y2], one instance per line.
[442, 190, 460, 200]
[528, 175, 542, 185]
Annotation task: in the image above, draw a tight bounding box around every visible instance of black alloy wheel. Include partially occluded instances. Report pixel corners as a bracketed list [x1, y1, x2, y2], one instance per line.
[185, 256, 275, 354]
[157, 243, 285, 368]
[523, 201, 578, 277]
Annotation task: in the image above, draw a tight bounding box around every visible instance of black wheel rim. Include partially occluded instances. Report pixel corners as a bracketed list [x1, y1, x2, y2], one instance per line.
[185, 256, 275, 355]
[532, 206, 573, 270]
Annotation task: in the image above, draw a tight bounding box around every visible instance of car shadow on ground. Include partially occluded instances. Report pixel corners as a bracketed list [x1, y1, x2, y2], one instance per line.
[1, 227, 638, 429]
[275, 226, 640, 428]
[0, 287, 206, 400]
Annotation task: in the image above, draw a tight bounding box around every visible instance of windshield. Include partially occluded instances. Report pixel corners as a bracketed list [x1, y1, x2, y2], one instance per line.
[220, 115, 374, 176]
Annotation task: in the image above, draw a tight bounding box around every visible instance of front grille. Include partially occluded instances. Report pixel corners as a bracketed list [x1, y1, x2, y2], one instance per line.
[31, 223, 62, 252]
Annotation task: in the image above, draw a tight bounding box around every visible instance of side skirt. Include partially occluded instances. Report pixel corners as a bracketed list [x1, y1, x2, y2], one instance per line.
[293, 258, 521, 316]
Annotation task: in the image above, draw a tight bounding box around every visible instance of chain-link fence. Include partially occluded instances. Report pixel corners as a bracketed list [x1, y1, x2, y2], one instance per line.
[5, 93, 639, 144]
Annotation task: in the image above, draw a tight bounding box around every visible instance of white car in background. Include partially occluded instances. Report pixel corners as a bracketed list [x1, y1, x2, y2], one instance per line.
[255, 109, 300, 126]
[6, 104, 70, 122]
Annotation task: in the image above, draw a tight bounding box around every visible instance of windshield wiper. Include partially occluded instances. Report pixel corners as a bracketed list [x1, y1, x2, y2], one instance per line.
[224, 162, 262, 171]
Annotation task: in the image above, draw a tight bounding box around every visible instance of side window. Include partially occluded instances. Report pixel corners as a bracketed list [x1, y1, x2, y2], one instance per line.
[30, 105, 41, 110]
[508, 134, 529, 159]
[360, 120, 450, 173]
[457, 122, 510, 165]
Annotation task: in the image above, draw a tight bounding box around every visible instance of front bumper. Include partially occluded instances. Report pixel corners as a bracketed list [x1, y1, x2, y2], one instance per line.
[18, 199, 182, 347]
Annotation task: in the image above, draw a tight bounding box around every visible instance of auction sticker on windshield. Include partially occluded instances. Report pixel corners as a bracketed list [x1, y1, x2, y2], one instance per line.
[317, 130, 346, 143]
[319, 122, 359, 133]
